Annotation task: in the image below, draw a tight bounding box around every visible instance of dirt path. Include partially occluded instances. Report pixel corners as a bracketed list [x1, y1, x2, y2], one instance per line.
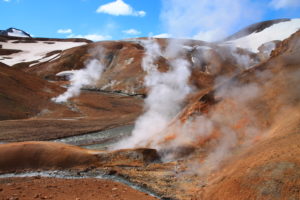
[0, 177, 158, 200]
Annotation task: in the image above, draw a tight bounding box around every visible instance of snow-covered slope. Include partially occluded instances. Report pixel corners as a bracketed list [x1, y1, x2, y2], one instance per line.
[0, 40, 87, 66]
[0, 28, 31, 38]
[225, 18, 300, 53]
[7, 28, 30, 38]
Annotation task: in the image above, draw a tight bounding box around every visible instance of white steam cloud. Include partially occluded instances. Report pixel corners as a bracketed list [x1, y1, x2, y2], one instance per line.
[52, 59, 104, 103]
[163, 77, 262, 172]
[160, 0, 262, 41]
[113, 39, 192, 149]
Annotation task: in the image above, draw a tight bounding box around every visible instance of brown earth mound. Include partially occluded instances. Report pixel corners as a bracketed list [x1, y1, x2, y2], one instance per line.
[0, 141, 160, 173]
[0, 142, 99, 172]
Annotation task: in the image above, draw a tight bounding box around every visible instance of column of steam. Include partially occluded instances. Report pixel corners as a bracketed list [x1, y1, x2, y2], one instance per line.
[113, 38, 192, 150]
[52, 59, 105, 103]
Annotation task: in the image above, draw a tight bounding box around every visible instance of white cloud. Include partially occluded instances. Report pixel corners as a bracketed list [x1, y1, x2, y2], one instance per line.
[160, 0, 263, 42]
[96, 0, 146, 17]
[269, 0, 300, 9]
[153, 33, 172, 38]
[57, 29, 72, 34]
[67, 34, 112, 41]
[122, 29, 141, 35]
[135, 11, 146, 17]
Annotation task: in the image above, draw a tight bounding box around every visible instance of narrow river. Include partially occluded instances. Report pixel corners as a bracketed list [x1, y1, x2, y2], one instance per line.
[52, 125, 134, 150]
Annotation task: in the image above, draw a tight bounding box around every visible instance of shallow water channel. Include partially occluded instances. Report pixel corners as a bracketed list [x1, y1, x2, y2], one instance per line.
[53, 125, 134, 150]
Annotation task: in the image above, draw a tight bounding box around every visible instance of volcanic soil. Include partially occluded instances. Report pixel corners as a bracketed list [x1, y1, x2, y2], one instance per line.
[0, 177, 158, 200]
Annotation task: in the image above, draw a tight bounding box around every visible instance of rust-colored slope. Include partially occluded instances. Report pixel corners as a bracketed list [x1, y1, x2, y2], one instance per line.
[0, 62, 64, 120]
[201, 107, 300, 200]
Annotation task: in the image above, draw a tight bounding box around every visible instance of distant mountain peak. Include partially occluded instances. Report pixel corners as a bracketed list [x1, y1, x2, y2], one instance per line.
[0, 27, 31, 38]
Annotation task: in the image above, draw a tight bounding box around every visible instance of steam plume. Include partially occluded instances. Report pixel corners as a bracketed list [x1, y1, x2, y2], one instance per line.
[52, 58, 104, 103]
[113, 39, 192, 149]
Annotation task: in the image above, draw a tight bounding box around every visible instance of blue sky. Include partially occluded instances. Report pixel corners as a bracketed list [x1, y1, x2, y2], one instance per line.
[1, 0, 300, 41]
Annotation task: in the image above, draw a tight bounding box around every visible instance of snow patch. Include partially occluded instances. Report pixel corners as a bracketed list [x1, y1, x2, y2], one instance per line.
[7, 28, 30, 38]
[226, 18, 300, 52]
[125, 57, 134, 65]
[0, 40, 87, 66]
[30, 53, 61, 67]
[56, 70, 77, 77]
[101, 80, 120, 90]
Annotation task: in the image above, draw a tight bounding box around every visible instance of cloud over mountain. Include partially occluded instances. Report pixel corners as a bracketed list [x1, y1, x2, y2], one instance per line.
[67, 33, 111, 41]
[122, 29, 141, 35]
[57, 29, 72, 34]
[96, 0, 146, 17]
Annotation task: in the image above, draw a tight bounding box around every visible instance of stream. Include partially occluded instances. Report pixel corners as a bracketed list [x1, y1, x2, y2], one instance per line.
[52, 125, 134, 150]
